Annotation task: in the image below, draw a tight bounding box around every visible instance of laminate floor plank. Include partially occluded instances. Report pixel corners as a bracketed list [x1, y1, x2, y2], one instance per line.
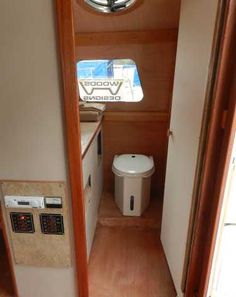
[88, 225, 176, 297]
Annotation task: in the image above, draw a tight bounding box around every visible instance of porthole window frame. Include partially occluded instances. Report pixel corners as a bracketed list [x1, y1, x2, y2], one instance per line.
[77, 0, 143, 15]
[84, 0, 137, 14]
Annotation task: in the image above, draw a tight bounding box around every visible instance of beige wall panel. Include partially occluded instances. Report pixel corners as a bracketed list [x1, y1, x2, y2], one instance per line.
[0, 1, 67, 182]
[0, 0, 77, 296]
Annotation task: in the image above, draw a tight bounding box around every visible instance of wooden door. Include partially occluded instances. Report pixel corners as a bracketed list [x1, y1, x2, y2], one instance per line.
[160, 1, 219, 296]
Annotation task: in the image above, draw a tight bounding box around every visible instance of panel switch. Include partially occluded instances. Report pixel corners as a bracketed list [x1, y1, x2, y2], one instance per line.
[10, 212, 34, 233]
[40, 214, 64, 235]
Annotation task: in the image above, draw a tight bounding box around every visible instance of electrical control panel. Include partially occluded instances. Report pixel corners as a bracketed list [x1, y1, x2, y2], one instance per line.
[1, 181, 71, 267]
[10, 212, 34, 233]
[44, 197, 62, 208]
[5, 195, 45, 209]
[40, 214, 64, 235]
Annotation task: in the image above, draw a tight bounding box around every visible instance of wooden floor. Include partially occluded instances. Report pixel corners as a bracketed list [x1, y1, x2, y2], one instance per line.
[98, 192, 162, 229]
[0, 232, 14, 297]
[88, 192, 176, 297]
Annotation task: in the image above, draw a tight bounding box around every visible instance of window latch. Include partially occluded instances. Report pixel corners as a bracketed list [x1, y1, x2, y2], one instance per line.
[109, 0, 126, 12]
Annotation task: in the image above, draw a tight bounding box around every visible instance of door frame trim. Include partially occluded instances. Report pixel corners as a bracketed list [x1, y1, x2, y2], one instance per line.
[181, 0, 228, 291]
[0, 208, 19, 297]
[55, 1, 89, 297]
[54, 0, 236, 296]
[184, 0, 236, 295]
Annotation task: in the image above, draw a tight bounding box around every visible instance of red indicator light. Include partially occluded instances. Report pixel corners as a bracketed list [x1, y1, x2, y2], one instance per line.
[20, 216, 25, 220]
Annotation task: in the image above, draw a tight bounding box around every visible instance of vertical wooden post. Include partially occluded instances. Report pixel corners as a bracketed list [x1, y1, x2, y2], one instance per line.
[55, 1, 89, 297]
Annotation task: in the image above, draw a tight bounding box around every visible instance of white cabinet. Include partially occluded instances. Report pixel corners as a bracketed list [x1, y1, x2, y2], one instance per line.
[82, 128, 103, 258]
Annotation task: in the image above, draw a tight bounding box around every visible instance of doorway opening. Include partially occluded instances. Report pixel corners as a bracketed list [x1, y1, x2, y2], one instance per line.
[72, 0, 180, 294]
[55, 0, 229, 297]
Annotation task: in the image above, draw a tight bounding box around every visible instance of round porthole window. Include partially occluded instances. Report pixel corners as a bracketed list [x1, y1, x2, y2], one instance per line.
[84, 0, 137, 13]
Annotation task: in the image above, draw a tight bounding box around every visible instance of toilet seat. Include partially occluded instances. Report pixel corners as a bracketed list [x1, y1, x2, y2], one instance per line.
[112, 154, 155, 178]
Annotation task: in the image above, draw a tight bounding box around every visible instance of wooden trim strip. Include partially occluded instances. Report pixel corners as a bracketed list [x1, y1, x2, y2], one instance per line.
[55, 1, 89, 297]
[103, 111, 169, 122]
[75, 29, 178, 47]
[0, 203, 19, 297]
[82, 121, 102, 159]
[181, 0, 228, 292]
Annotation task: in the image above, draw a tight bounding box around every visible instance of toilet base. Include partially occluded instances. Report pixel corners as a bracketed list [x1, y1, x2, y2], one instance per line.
[114, 175, 151, 217]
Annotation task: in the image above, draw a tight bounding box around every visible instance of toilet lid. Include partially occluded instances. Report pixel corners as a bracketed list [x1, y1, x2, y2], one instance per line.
[112, 154, 155, 177]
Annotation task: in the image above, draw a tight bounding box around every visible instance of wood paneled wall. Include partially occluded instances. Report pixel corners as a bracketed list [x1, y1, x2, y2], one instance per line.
[73, 0, 181, 33]
[75, 30, 177, 112]
[75, 30, 178, 195]
[103, 112, 169, 195]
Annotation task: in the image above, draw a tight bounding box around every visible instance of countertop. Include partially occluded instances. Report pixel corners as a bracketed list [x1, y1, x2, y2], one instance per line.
[80, 121, 102, 158]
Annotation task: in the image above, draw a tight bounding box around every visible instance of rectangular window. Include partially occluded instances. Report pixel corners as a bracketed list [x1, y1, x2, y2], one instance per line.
[77, 59, 143, 102]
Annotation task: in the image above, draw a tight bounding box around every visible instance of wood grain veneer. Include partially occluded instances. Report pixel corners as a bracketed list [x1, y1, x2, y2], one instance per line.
[75, 29, 178, 46]
[103, 111, 169, 122]
[0, 232, 14, 297]
[103, 116, 169, 195]
[73, 0, 180, 33]
[88, 225, 176, 297]
[75, 27, 177, 199]
[75, 38, 177, 112]
[98, 191, 162, 229]
[0, 205, 3, 230]
[55, 0, 89, 296]
[0, 202, 19, 297]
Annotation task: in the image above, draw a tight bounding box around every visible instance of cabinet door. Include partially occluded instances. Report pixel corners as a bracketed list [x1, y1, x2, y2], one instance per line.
[83, 128, 103, 258]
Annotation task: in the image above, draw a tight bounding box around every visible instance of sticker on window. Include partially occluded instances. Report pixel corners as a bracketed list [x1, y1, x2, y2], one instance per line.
[77, 59, 143, 102]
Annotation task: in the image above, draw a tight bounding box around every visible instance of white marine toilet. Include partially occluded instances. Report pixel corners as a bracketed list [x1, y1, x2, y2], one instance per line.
[112, 154, 155, 216]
